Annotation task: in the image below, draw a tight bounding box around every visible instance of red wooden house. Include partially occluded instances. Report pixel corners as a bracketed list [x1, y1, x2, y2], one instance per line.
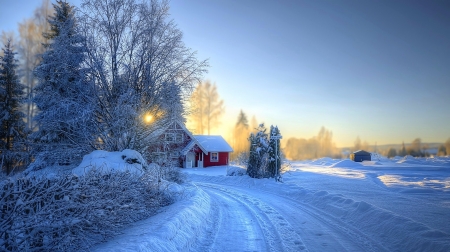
[147, 121, 233, 168]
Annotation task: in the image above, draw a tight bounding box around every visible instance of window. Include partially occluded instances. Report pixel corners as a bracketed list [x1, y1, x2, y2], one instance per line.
[175, 133, 183, 142]
[210, 152, 219, 162]
[165, 133, 174, 142]
[165, 133, 183, 143]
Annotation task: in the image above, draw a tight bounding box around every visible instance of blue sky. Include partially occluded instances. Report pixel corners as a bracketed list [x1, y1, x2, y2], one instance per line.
[1, 0, 449, 147]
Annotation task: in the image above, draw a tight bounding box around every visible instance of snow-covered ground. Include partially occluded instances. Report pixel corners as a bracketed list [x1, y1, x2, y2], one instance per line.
[93, 156, 450, 251]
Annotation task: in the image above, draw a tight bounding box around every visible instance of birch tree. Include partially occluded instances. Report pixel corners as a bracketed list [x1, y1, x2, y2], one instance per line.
[17, 0, 53, 131]
[188, 80, 224, 135]
[79, 0, 208, 152]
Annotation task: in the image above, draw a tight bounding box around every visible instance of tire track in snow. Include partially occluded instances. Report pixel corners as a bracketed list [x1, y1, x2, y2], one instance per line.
[198, 182, 389, 252]
[192, 183, 307, 252]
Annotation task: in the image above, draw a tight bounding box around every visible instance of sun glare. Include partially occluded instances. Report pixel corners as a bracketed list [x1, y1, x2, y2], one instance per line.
[144, 114, 153, 123]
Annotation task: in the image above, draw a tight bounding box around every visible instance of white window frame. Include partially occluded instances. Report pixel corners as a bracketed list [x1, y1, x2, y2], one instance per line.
[175, 133, 183, 143]
[210, 152, 219, 162]
[165, 133, 174, 142]
[165, 133, 184, 143]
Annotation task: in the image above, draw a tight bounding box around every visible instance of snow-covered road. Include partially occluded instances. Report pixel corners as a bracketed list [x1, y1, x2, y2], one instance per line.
[93, 157, 450, 252]
[193, 182, 305, 251]
[192, 182, 387, 252]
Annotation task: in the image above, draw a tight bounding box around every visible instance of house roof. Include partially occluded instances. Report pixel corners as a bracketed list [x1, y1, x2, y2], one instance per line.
[194, 135, 233, 153]
[148, 119, 194, 140]
[181, 139, 207, 155]
[353, 150, 371, 155]
[180, 135, 233, 155]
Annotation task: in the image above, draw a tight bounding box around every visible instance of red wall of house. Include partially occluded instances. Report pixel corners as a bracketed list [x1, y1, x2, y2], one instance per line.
[203, 152, 229, 167]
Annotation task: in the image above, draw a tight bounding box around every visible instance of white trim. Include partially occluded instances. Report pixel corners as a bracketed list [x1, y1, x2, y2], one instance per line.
[164, 133, 184, 143]
[210, 152, 219, 162]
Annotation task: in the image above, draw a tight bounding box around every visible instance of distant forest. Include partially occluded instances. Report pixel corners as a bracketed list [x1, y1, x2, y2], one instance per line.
[283, 130, 450, 161]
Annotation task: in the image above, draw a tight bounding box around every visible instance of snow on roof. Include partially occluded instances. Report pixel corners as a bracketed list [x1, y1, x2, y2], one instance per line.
[148, 120, 194, 140]
[181, 140, 206, 155]
[194, 135, 233, 153]
[353, 150, 371, 155]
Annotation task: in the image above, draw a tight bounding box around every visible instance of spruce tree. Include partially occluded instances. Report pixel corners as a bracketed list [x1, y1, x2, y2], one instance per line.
[247, 132, 259, 178]
[0, 40, 28, 174]
[247, 124, 269, 178]
[267, 125, 282, 180]
[31, 0, 94, 169]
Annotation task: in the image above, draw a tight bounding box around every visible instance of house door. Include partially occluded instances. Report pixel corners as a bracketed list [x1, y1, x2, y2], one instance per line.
[198, 152, 204, 168]
[186, 152, 195, 168]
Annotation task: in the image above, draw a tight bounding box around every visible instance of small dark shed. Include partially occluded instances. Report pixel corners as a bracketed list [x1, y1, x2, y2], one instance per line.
[350, 150, 371, 162]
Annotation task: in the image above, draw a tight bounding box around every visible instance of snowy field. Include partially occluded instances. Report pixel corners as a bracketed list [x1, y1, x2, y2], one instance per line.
[93, 156, 450, 251]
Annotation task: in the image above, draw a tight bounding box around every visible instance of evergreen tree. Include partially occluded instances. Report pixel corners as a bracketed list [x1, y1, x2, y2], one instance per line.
[0, 40, 28, 174]
[400, 141, 407, 156]
[236, 110, 249, 128]
[247, 124, 269, 178]
[31, 0, 95, 169]
[247, 132, 259, 178]
[267, 125, 282, 179]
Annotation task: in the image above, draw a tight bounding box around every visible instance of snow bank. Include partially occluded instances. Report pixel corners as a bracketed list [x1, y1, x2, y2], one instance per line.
[305, 190, 450, 251]
[396, 155, 422, 164]
[188, 169, 450, 251]
[92, 183, 211, 252]
[72, 149, 147, 176]
[329, 159, 363, 168]
[310, 157, 335, 166]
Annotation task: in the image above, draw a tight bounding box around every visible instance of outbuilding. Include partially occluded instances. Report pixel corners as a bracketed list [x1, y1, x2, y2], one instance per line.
[181, 135, 233, 168]
[350, 150, 371, 162]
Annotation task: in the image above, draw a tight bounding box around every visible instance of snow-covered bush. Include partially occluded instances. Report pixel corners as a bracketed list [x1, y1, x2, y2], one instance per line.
[162, 165, 186, 184]
[232, 151, 249, 167]
[0, 168, 173, 251]
[72, 149, 147, 177]
[227, 166, 247, 176]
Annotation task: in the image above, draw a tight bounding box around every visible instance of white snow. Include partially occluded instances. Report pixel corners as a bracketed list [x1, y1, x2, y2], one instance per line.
[193, 135, 233, 152]
[92, 156, 450, 251]
[72, 149, 147, 176]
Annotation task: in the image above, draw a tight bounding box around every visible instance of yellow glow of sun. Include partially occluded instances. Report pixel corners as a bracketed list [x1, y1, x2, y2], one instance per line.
[144, 114, 153, 123]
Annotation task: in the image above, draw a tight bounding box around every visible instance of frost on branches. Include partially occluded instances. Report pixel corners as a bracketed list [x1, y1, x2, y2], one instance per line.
[247, 124, 283, 180]
[31, 1, 95, 170]
[247, 124, 269, 178]
[78, 0, 208, 155]
[0, 149, 178, 251]
[0, 40, 28, 175]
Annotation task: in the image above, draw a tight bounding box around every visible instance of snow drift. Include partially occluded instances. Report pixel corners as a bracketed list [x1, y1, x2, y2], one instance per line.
[72, 149, 147, 176]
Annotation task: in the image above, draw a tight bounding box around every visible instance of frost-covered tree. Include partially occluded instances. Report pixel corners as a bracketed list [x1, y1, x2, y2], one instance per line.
[267, 125, 282, 179]
[79, 0, 208, 152]
[0, 40, 28, 174]
[247, 132, 259, 178]
[247, 123, 269, 178]
[31, 0, 95, 169]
